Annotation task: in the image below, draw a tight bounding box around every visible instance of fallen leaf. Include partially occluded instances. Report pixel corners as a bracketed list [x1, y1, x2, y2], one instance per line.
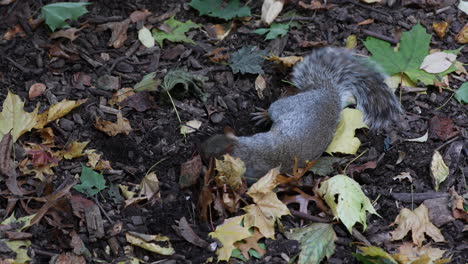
[60, 141, 89, 160]
[325, 108, 368, 155]
[50, 27, 81, 41]
[120, 91, 157, 112]
[109, 88, 135, 106]
[0, 91, 39, 142]
[124, 172, 160, 207]
[126, 231, 175, 255]
[357, 18, 374, 26]
[392, 242, 450, 264]
[29, 83, 47, 100]
[130, 9, 152, 23]
[390, 204, 445, 246]
[455, 23, 468, 44]
[318, 175, 379, 232]
[299, 0, 335, 10]
[74, 165, 107, 196]
[420, 52, 456, 73]
[261, 0, 285, 25]
[404, 131, 428, 142]
[346, 35, 357, 49]
[204, 22, 234, 41]
[95, 112, 132, 136]
[346, 161, 377, 176]
[181, 120, 202, 134]
[152, 17, 200, 47]
[51, 252, 86, 264]
[134, 72, 161, 92]
[3, 24, 26, 40]
[285, 223, 337, 264]
[97, 19, 130, 48]
[174, 217, 210, 248]
[34, 98, 87, 129]
[209, 215, 251, 261]
[298, 40, 328, 48]
[0, 0, 16, 5]
[3, 240, 31, 263]
[430, 150, 449, 191]
[138, 26, 155, 48]
[433, 21, 449, 38]
[215, 154, 246, 191]
[354, 245, 398, 264]
[267, 55, 303, 67]
[234, 228, 266, 260]
[255, 75, 267, 99]
[429, 115, 460, 141]
[179, 155, 202, 188]
[458, 0, 468, 15]
[205, 47, 230, 63]
[393, 171, 413, 183]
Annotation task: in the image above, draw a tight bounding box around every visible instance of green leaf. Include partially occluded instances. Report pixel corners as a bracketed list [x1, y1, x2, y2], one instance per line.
[229, 46, 267, 74]
[152, 17, 201, 47]
[310, 156, 343, 176]
[134, 72, 161, 92]
[189, 0, 251, 20]
[353, 245, 398, 264]
[285, 223, 337, 264]
[40, 2, 91, 31]
[74, 165, 107, 196]
[318, 175, 379, 232]
[454, 82, 468, 103]
[163, 69, 209, 101]
[363, 23, 436, 85]
[254, 23, 289, 40]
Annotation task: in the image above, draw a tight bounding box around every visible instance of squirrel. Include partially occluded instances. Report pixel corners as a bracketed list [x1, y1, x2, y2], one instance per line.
[200, 47, 403, 180]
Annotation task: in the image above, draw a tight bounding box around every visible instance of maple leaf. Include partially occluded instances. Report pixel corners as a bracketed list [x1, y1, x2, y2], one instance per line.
[152, 17, 200, 47]
[325, 108, 367, 155]
[0, 90, 39, 142]
[95, 111, 132, 136]
[34, 98, 87, 129]
[392, 242, 450, 264]
[58, 140, 89, 160]
[229, 46, 267, 74]
[353, 244, 398, 264]
[215, 154, 246, 191]
[285, 223, 337, 264]
[209, 215, 251, 261]
[189, 0, 251, 20]
[390, 204, 445, 246]
[318, 175, 379, 232]
[254, 23, 290, 40]
[40, 2, 90, 31]
[234, 228, 266, 260]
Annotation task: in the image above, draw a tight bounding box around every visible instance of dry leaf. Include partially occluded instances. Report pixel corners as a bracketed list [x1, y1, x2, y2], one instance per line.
[3, 24, 25, 40]
[455, 23, 468, 44]
[108, 88, 135, 106]
[215, 154, 246, 191]
[124, 172, 160, 207]
[205, 47, 230, 63]
[420, 52, 456, 73]
[138, 26, 155, 48]
[126, 231, 175, 255]
[95, 112, 132, 136]
[0, 91, 39, 142]
[234, 228, 266, 260]
[433, 21, 449, 38]
[357, 18, 374, 26]
[204, 23, 234, 41]
[34, 99, 87, 129]
[390, 204, 445, 246]
[299, 0, 335, 10]
[393, 171, 413, 183]
[261, 0, 285, 25]
[255, 75, 267, 99]
[61, 141, 89, 160]
[130, 9, 152, 23]
[209, 216, 251, 261]
[267, 55, 303, 67]
[28, 83, 47, 100]
[181, 120, 202, 134]
[179, 155, 203, 188]
[346, 35, 357, 49]
[430, 150, 449, 191]
[392, 242, 449, 264]
[50, 27, 81, 41]
[97, 19, 130, 48]
[299, 40, 328, 48]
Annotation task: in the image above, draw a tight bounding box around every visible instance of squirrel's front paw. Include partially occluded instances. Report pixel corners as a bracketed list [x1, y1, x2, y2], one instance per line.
[250, 107, 271, 126]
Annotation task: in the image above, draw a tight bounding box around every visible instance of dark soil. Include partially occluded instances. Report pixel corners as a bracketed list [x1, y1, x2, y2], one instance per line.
[0, 0, 467, 263]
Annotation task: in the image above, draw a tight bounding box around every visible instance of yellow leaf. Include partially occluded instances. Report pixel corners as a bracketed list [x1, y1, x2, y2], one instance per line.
[325, 108, 367, 155]
[108, 87, 135, 106]
[346, 35, 357, 49]
[124, 172, 160, 207]
[125, 231, 175, 255]
[392, 242, 450, 264]
[430, 150, 449, 191]
[356, 245, 398, 264]
[0, 90, 38, 142]
[267, 55, 303, 68]
[34, 98, 87, 129]
[247, 167, 281, 196]
[4, 239, 31, 264]
[61, 141, 89, 160]
[95, 111, 132, 136]
[390, 204, 445, 247]
[209, 215, 251, 261]
[215, 154, 246, 191]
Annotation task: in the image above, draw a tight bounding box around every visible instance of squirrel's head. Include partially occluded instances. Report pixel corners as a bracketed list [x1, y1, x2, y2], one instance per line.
[199, 129, 237, 162]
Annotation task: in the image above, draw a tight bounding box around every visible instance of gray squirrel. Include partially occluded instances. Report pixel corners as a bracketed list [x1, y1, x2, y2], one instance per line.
[201, 47, 403, 179]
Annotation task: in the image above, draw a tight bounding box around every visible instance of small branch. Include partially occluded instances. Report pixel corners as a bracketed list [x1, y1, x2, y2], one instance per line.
[361, 29, 398, 44]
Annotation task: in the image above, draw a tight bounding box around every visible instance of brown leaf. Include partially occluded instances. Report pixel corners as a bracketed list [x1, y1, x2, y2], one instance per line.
[390, 204, 445, 246]
[204, 23, 234, 41]
[0, 0, 17, 5]
[429, 115, 460, 141]
[50, 27, 81, 41]
[174, 217, 209, 248]
[95, 111, 132, 136]
[179, 155, 202, 188]
[357, 18, 374, 26]
[3, 24, 25, 40]
[97, 19, 130, 48]
[28, 83, 47, 100]
[205, 47, 230, 63]
[298, 40, 328, 48]
[298, 0, 335, 10]
[1, 133, 24, 196]
[120, 91, 156, 112]
[234, 228, 266, 260]
[54, 252, 86, 264]
[72, 72, 92, 89]
[455, 23, 468, 44]
[5, 231, 33, 240]
[130, 9, 152, 23]
[70, 194, 95, 220]
[346, 161, 377, 176]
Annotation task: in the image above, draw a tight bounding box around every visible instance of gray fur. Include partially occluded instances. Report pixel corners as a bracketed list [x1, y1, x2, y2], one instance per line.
[207, 47, 403, 179]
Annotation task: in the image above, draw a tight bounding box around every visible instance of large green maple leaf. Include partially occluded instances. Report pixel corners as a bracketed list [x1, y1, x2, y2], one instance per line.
[189, 0, 251, 20]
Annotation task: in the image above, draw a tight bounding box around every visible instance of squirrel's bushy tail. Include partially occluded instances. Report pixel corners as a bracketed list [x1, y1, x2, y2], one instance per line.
[292, 47, 403, 130]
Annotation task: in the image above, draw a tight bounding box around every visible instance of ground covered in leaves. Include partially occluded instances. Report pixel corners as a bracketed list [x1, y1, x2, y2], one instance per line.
[0, 0, 467, 263]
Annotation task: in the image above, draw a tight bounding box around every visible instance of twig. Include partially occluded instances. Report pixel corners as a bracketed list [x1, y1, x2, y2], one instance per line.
[361, 29, 398, 44]
[434, 136, 460, 152]
[275, 16, 317, 23]
[290, 209, 331, 223]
